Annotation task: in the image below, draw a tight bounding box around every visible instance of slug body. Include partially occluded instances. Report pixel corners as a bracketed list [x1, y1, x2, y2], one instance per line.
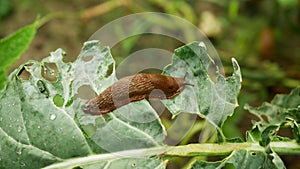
[82, 73, 191, 115]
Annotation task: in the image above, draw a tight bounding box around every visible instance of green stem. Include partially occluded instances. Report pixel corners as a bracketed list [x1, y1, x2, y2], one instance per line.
[165, 141, 300, 157]
[43, 141, 300, 169]
[165, 142, 259, 157]
[43, 146, 167, 169]
[270, 141, 300, 155]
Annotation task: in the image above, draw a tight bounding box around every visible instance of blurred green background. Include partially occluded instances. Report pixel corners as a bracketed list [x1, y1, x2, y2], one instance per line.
[0, 0, 299, 168]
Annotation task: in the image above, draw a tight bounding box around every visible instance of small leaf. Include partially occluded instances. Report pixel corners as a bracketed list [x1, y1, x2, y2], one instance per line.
[190, 149, 285, 169]
[162, 42, 242, 130]
[246, 125, 261, 142]
[0, 21, 38, 89]
[245, 87, 300, 144]
[260, 125, 279, 146]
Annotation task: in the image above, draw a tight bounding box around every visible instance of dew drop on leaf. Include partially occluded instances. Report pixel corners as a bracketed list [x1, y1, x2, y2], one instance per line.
[50, 114, 56, 120]
[17, 126, 22, 132]
[20, 162, 25, 167]
[16, 149, 22, 155]
[198, 41, 207, 50]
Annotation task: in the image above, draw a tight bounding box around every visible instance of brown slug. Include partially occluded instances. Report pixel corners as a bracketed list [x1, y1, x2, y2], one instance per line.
[82, 73, 193, 115]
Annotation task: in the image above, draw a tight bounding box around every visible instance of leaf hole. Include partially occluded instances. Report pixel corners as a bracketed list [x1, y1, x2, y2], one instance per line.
[17, 64, 32, 80]
[278, 128, 293, 139]
[106, 63, 114, 77]
[72, 166, 83, 169]
[77, 85, 97, 100]
[131, 162, 136, 167]
[41, 62, 58, 82]
[250, 152, 257, 156]
[269, 129, 276, 135]
[36, 80, 49, 98]
[149, 98, 165, 116]
[139, 68, 162, 74]
[261, 114, 269, 123]
[207, 61, 218, 82]
[82, 55, 93, 62]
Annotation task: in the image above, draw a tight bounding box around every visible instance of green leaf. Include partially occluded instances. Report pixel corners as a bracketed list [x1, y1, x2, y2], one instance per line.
[190, 161, 222, 169]
[162, 42, 242, 129]
[0, 41, 166, 168]
[245, 87, 300, 144]
[246, 125, 262, 143]
[0, 21, 38, 90]
[0, 62, 92, 168]
[190, 149, 285, 169]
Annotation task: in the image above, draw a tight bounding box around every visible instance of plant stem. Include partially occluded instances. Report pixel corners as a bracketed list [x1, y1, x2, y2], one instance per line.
[270, 141, 300, 155]
[165, 142, 259, 157]
[43, 146, 167, 169]
[43, 141, 300, 169]
[165, 141, 300, 157]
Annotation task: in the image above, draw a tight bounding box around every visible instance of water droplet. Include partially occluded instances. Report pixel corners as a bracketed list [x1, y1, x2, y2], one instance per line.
[50, 114, 56, 120]
[198, 42, 207, 50]
[16, 149, 22, 155]
[20, 162, 26, 167]
[17, 126, 22, 132]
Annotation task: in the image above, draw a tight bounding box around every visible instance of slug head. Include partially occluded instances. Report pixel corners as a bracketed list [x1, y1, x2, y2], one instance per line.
[82, 99, 100, 115]
[158, 75, 193, 98]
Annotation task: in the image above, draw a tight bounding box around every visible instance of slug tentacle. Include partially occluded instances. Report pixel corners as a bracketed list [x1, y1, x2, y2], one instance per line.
[82, 73, 192, 115]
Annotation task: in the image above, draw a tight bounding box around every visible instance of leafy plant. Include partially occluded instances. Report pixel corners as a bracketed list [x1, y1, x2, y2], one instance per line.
[0, 31, 299, 169]
[0, 21, 39, 90]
